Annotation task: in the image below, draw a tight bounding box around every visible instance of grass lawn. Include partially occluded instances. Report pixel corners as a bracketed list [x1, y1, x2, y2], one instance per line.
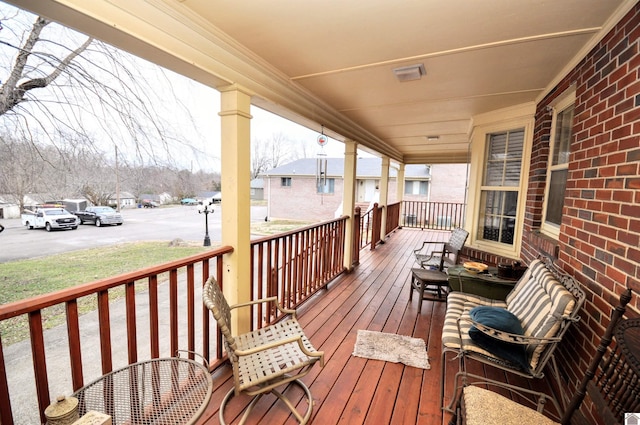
[0, 241, 210, 345]
[250, 219, 315, 235]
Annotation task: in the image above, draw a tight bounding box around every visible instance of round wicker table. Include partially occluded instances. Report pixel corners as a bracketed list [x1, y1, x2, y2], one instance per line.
[73, 357, 212, 425]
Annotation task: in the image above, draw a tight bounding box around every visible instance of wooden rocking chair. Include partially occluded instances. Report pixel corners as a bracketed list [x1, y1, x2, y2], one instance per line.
[203, 276, 324, 425]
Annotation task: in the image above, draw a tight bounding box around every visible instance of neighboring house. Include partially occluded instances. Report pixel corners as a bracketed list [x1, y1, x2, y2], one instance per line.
[197, 191, 222, 204]
[107, 192, 136, 208]
[250, 179, 264, 200]
[263, 157, 465, 221]
[0, 196, 20, 219]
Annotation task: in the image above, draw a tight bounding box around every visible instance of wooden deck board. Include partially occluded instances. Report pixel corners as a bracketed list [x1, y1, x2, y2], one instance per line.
[197, 228, 557, 425]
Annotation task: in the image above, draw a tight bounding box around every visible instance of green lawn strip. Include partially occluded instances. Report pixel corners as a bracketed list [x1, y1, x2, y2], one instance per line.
[0, 241, 209, 345]
[250, 219, 315, 235]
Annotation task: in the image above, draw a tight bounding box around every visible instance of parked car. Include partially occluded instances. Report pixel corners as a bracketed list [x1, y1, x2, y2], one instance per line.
[74, 206, 124, 227]
[21, 207, 79, 231]
[141, 200, 159, 208]
[180, 198, 199, 205]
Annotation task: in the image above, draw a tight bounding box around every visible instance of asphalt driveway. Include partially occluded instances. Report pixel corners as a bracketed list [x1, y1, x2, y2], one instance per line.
[0, 204, 267, 263]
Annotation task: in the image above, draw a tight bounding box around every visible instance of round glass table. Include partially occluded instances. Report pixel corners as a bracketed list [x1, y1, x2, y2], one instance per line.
[73, 357, 213, 425]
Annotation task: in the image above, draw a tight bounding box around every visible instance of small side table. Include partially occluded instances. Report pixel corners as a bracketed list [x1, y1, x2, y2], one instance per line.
[447, 266, 519, 300]
[409, 267, 450, 312]
[73, 357, 213, 425]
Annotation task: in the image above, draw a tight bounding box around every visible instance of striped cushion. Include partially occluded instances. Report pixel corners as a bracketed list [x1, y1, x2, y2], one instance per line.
[443, 259, 577, 371]
[442, 292, 508, 359]
[505, 260, 576, 369]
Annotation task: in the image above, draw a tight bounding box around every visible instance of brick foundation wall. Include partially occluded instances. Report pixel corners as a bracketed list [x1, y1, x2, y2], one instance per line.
[521, 5, 640, 423]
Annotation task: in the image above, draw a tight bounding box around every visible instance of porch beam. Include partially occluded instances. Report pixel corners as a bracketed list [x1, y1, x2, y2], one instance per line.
[219, 84, 252, 334]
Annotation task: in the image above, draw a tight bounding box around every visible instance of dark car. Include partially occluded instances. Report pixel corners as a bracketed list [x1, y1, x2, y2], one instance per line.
[142, 200, 159, 208]
[74, 206, 124, 226]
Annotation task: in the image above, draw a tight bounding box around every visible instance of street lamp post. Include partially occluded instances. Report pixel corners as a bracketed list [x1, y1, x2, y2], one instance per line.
[199, 202, 213, 247]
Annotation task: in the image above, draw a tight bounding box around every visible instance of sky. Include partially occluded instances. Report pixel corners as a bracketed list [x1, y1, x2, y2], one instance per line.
[179, 76, 348, 172]
[0, 1, 351, 174]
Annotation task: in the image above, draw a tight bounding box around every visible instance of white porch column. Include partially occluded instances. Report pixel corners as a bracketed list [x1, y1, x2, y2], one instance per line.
[342, 140, 358, 271]
[219, 84, 252, 334]
[397, 163, 405, 224]
[379, 156, 390, 238]
[396, 163, 405, 202]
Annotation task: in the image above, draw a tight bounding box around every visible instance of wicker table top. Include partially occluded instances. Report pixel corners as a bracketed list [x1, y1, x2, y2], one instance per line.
[73, 357, 213, 425]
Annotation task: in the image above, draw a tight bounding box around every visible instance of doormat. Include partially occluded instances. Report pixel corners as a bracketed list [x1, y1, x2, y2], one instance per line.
[352, 330, 430, 369]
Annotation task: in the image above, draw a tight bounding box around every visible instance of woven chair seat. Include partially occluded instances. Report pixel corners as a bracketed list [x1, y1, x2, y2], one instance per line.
[235, 318, 319, 391]
[203, 276, 324, 424]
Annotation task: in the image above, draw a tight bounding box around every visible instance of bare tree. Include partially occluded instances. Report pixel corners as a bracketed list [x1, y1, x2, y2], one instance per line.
[251, 132, 296, 179]
[0, 135, 44, 210]
[0, 5, 211, 168]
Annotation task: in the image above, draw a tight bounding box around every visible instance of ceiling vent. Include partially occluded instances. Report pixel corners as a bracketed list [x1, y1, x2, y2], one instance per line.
[393, 64, 426, 82]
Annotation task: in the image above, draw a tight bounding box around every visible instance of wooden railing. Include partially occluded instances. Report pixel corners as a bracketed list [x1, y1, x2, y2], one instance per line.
[0, 216, 355, 424]
[0, 247, 232, 425]
[401, 200, 466, 231]
[354, 201, 402, 254]
[249, 216, 348, 329]
[385, 202, 401, 236]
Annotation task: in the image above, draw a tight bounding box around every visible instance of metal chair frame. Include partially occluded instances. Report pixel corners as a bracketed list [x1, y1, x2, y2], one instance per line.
[441, 256, 586, 413]
[413, 227, 469, 270]
[448, 288, 635, 425]
[203, 276, 324, 425]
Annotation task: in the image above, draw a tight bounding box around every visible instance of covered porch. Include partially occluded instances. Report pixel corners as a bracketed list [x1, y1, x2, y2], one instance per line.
[0, 2, 638, 424]
[197, 227, 556, 425]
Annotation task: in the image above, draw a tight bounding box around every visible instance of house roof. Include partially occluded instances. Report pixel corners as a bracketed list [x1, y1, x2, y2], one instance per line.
[264, 158, 430, 179]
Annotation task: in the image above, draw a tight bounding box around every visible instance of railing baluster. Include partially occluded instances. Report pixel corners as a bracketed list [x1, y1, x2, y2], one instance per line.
[186, 264, 195, 358]
[169, 270, 178, 356]
[97, 290, 113, 374]
[29, 310, 49, 424]
[66, 299, 84, 391]
[0, 334, 13, 425]
[149, 275, 160, 359]
[216, 258, 225, 360]
[125, 280, 138, 364]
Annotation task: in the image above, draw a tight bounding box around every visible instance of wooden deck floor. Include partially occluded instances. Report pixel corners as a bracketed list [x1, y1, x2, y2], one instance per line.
[196, 228, 556, 425]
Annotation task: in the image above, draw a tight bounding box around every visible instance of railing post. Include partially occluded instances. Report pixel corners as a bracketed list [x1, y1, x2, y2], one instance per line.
[353, 207, 361, 266]
[370, 203, 380, 251]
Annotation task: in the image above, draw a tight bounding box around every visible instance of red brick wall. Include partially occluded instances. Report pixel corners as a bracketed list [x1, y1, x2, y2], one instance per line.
[267, 176, 344, 221]
[267, 176, 402, 221]
[521, 4, 640, 423]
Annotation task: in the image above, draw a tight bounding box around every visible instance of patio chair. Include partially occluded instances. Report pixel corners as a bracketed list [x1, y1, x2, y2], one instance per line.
[203, 276, 324, 425]
[413, 227, 469, 270]
[448, 288, 635, 425]
[440, 256, 585, 412]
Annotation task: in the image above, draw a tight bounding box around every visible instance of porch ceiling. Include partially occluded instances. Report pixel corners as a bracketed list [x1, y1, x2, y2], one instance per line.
[6, 0, 634, 164]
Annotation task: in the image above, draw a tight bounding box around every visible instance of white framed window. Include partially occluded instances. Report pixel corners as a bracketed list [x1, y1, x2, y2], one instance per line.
[541, 91, 575, 238]
[317, 178, 335, 194]
[281, 177, 291, 187]
[404, 180, 429, 195]
[478, 128, 524, 246]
